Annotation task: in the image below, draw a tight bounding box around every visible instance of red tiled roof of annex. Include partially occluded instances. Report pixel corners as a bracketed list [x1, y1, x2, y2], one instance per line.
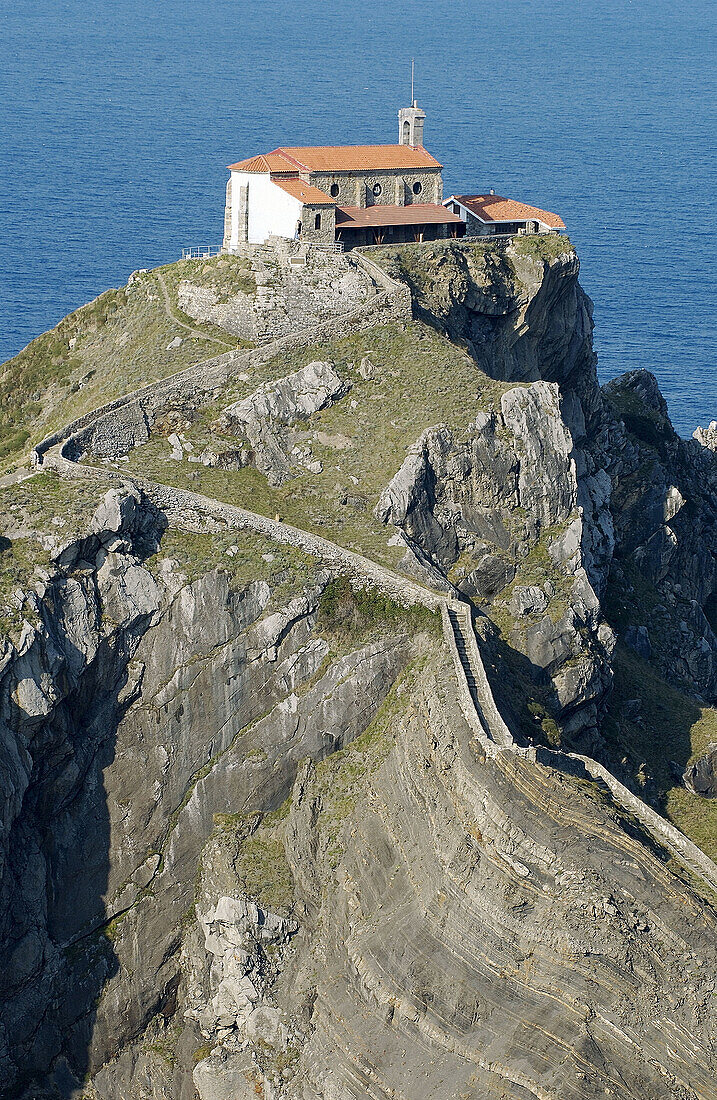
[335, 204, 462, 229]
[272, 178, 335, 204]
[227, 153, 298, 173]
[277, 144, 441, 171]
[453, 194, 565, 230]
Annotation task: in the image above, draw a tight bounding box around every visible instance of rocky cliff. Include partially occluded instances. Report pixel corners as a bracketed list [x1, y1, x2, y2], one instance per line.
[0, 235, 715, 1100]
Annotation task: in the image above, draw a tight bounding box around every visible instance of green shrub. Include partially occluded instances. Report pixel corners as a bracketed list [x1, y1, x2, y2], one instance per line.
[316, 576, 439, 646]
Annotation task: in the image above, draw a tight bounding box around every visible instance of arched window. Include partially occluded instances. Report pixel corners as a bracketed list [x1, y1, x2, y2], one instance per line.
[412, 180, 422, 195]
[372, 182, 382, 197]
[314, 212, 321, 230]
[403, 119, 410, 142]
[330, 182, 339, 197]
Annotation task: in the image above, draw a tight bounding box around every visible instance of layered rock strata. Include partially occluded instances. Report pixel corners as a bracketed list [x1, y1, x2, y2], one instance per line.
[0, 489, 411, 1097]
[2, 237, 716, 1099]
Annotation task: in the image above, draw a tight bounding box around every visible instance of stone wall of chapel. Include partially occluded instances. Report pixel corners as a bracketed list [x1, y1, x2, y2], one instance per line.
[309, 168, 442, 208]
[299, 204, 336, 244]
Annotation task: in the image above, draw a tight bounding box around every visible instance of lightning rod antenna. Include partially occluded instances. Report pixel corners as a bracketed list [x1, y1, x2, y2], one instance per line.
[411, 59, 415, 106]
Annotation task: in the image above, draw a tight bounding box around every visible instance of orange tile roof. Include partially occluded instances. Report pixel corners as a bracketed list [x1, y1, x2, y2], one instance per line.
[272, 178, 335, 205]
[335, 203, 462, 229]
[273, 144, 442, 172]
[227, 152, 297, 173]
[451, 194, 565, 229]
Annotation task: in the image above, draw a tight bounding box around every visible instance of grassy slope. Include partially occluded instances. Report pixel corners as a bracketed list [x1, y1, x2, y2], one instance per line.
[0, 263, 251, 474]
[3, 242, 715, 867]
[603, 643, 717, 862]
[119, 320, 511, 567]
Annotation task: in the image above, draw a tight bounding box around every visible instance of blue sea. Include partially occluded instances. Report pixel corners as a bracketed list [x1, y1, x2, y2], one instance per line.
[1, 0, 715, 437]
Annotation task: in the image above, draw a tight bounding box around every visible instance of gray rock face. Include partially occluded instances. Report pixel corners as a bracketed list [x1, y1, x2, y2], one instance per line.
[694, 420, 717, 451]
[0, 489, 409, 1098]
[179, 658, 717, 1100]
[603, 369, 717, 699]
[376, 382, 614, 740]
[684, 743, 717, 797]
[624, 624, 651, 658]
[217, 361, 349, 485]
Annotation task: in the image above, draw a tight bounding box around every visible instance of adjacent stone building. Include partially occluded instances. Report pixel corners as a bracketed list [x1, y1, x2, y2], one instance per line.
[222, 101, 462, 251]
[444, 193, 565, 236]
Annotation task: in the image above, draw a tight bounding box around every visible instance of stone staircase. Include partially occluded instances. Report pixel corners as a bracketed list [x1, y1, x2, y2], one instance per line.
[26, 252, 717, 898]
[445, 605, 480, 711]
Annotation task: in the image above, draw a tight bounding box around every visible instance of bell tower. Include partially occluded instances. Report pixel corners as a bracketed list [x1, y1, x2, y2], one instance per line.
[398, 102, 426, 147]
[398, 60, 426, 147]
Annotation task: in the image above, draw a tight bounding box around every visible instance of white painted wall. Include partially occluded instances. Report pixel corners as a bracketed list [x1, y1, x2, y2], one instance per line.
[228, 171, 305, 249]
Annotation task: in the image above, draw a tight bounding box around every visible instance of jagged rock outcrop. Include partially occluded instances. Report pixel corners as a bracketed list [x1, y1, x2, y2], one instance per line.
[216, 361, 349, 484]
[695, 420, 717, 452]
[373, 242, 715, 720]
[373, 239, 603, 434]
[0, 488, 410, 1098]
[376, 379, 615, 746]
[684, 742, 717, 797]
[602, 370, 717, 698]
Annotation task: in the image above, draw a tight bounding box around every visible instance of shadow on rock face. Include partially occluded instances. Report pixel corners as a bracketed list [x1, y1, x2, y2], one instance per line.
[0, 489, 168, 1098]
[3, 638, 138, 1098]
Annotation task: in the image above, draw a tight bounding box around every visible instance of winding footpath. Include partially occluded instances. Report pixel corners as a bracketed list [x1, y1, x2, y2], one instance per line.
[154, 270, 236, 350]
[15, 252, 717, 896]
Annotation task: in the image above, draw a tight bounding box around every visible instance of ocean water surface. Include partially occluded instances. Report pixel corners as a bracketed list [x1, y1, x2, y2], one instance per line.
[1, 0, 714, 436]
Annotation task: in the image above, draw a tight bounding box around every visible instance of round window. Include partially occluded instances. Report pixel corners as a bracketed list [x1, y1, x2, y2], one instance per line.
[412, 180, 423, 195]
[372, 182, 382, 197]
[330, 182, 339, 197]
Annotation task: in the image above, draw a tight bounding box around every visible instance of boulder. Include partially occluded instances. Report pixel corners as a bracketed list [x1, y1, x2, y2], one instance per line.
[217, 361, 348, 485]
[683, 743, 717, 798]
[624, 625, 651, 660]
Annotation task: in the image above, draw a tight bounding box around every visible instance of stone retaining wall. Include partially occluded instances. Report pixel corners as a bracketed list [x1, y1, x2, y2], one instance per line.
[449, 601, 515, 749]
[441, 602, 499, 757]
[460, 604, 717, 891]
[44, 450, 441, 612]
[30, 242, 717, 897]
[33, 255, 411, 467]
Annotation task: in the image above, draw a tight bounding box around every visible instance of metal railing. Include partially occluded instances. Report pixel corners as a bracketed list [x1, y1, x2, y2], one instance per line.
[180, 246, 220, 260]
[309, 241, 344, 254]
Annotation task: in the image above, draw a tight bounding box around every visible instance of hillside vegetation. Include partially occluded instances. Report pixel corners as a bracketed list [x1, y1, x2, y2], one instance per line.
[0, 264, 250, 474]
[117, 319, 514, 567]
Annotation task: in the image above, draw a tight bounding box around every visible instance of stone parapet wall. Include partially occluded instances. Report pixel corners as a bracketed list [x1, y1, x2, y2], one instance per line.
[33, 240, 716, 897]
[32, 259, 411, 467]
